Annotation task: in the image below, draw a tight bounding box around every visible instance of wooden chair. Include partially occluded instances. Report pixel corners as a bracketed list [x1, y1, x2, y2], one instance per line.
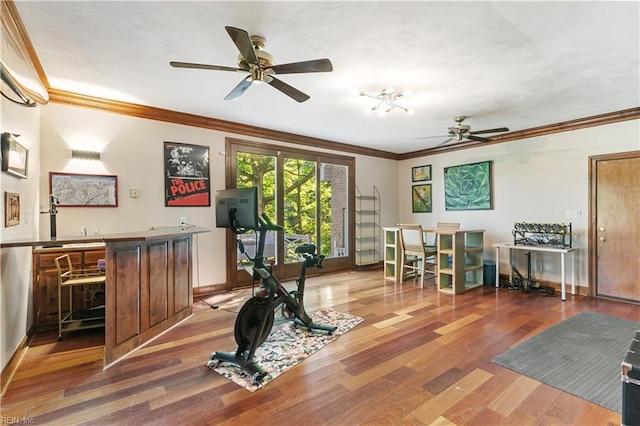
[397, 224, 437, 288]
[423, 222, 460, 246]
[55, 254, 106, 340]
[437, 222, 460, 229]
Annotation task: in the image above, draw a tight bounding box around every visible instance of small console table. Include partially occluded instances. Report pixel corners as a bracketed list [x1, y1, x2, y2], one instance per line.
[493, 242, 579, 301]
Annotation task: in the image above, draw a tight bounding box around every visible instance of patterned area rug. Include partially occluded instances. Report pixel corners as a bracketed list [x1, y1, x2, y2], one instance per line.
[492, 311, 640, 413]
[210, 308, 364, 391]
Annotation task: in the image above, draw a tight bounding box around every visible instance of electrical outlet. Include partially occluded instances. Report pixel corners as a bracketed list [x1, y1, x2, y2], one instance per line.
[565, 209, 581, 219]
[179, 217, 187, 227]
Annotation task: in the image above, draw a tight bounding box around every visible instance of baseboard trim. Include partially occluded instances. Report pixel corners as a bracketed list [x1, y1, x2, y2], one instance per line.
[1, 333, 30, 398]
[193, 282, 227, 299]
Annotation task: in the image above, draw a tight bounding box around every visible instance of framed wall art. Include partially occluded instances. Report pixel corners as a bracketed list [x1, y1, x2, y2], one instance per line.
[164, 141, 210, 207]
[1, 132, 28, 179]
[411, 184, 432, 213]
[50, 172, 118, 207]
[444, 160, 493, 210]
[412, 164, 431, 182]
[4, 191, 20, 227]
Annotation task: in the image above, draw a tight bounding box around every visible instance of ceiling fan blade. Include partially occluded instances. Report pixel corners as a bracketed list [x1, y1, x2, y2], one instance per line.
[225, 26, 259, 66]
[415, 134, 449, 140]
[267, 76, 310, 102]
[271, 58, 333, 74]
[224, 77, 253, 100]
[435, 137, 454, 147]
[170, 61, 246, 72]
[470, 127, 510, 135]
[467, 135, 491, 143]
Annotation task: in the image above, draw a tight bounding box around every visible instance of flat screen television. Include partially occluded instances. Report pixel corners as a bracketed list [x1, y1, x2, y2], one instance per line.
[215, 187, 259, 230]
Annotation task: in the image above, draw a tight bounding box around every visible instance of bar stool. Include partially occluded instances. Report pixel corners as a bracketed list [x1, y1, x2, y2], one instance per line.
[55, 254, 106, 340]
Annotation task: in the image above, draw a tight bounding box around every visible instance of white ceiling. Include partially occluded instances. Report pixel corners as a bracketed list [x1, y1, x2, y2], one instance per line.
[14, 1, 640, 154]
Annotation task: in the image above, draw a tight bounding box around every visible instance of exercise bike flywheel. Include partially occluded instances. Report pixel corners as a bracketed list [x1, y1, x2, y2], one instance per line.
[235, 297, 275, 348]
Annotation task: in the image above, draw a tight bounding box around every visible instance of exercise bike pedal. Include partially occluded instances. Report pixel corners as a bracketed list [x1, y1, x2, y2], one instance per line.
[252, 371, 269, 385]
[207, 353, 222, 369]
[293, 318, 337, 335]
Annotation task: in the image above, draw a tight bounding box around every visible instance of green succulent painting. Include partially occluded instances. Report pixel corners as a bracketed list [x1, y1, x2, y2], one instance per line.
[444, 161, 492, 210]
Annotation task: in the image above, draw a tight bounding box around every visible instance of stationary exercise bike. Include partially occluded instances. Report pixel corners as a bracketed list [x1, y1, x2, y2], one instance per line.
[207, 208, 336, 384]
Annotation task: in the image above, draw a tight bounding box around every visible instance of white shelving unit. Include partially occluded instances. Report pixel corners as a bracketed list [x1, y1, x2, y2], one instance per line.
[355, 186, 380, 267]
[437, 229, 485, 294]
[383, 227, 401, 281]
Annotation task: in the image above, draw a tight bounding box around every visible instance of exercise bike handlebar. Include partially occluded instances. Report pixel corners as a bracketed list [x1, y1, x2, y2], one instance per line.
[259, 213, 284, 232]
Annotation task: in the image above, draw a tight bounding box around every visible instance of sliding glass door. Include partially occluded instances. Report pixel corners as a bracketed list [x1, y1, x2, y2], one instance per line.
[225, 139, 354, 289]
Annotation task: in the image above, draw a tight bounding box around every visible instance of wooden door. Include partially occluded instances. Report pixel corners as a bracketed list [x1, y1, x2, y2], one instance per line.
[589, 151, 640, 302]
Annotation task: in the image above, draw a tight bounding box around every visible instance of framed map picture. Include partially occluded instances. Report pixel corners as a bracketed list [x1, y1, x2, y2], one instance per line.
[49, 172, 118, 207]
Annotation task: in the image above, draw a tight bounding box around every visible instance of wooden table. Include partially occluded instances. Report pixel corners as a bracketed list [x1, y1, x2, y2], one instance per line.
[383, 227, 484, 294]
[493, 242, 579, 301]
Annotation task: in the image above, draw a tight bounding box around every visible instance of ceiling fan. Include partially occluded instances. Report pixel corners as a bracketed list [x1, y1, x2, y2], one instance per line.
[170, 26, 333, 103]
[419, 116, 509, 146]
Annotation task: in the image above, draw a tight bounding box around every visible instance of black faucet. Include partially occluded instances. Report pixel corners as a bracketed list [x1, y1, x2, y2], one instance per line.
[40, 195, 59, 239]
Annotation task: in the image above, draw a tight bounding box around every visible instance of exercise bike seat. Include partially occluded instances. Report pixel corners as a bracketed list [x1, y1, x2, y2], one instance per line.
[295, 244, 316, 255]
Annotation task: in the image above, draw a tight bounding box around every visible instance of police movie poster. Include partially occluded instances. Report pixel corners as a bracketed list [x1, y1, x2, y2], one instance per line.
[164, 142, 210, 206]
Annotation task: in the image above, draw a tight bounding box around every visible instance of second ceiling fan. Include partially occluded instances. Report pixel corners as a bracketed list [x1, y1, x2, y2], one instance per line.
[170, 26, 333, 103]
[420, 116, 510, 146]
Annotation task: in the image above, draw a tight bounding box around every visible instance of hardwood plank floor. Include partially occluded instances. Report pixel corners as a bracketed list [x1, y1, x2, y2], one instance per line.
[2, 270, 637, 425]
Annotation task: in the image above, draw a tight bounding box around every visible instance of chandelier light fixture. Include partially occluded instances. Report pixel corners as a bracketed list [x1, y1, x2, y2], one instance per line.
[359, 87, 413, 115]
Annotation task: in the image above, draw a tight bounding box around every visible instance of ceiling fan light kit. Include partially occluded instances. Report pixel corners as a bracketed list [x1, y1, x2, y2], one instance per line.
[170, 26, 333, 102]
[360, 87, 413, 115]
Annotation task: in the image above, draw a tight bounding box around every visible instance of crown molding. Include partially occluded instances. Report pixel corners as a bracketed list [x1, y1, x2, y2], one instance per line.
[9, 0, 637, 160]
[400, 107, 640, 160]
[47, 88, 401, 160]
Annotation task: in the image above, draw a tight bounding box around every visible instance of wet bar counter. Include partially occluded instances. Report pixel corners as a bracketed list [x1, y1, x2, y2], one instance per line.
[2, 226, 210, 367]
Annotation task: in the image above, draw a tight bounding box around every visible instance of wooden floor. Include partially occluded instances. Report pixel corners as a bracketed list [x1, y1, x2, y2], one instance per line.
[2, 270, 638, 425]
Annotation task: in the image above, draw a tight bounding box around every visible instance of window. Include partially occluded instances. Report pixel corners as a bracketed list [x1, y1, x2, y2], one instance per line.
[224, 138, 354, 289]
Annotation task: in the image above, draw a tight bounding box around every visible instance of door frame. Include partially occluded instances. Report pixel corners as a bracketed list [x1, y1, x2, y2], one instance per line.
[588, 149, 640, 299]
[224, 137, 356, 290]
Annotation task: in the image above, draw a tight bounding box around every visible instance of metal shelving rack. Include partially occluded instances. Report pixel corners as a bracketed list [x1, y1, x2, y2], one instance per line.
[355, 185, 380, 267]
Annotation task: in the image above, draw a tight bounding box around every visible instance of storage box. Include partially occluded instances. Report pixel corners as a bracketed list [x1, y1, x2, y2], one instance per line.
[622, 330, 640, 426]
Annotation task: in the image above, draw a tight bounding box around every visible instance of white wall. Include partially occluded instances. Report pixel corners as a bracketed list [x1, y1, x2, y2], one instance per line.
[398, 120, 640, 289]
[38, 103, 399, 289]
[354, 153, 399, 232]
[3, 99, 636, 374]
[0, 97, 41, 371]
